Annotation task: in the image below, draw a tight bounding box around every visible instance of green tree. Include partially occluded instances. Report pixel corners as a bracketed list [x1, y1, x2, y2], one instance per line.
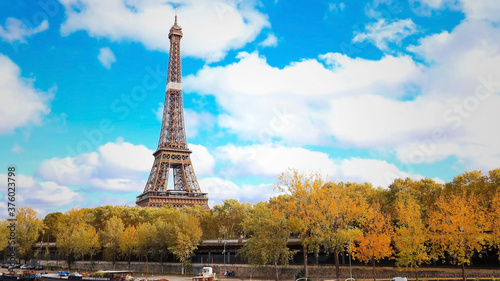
[239, 202, 294, 281]
[99, 216, 124, 269]
[16, 207, 44, 262]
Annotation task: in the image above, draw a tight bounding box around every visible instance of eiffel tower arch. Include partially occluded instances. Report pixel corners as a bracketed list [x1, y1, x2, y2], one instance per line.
[136, 10, 209, 208]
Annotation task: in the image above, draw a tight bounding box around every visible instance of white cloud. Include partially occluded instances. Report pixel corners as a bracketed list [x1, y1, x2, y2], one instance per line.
[200, 177, 279, 207]
[409, 0, 500, 21]
[11, 143, 24, 153]
[0, 18, 48, 43]
[0, 173, 82, 218]
[184, 109, 215, 138]
[154, 103, 215, 138]
[0, 53, 52, 134]
[214, 143, 431, 188]
[36, 139, 153, 192]
[59, 0, 269, 62]
[185, 14, 500, 172]
[185, 51, 421, 145]
[36, 138, 217, 192]
[353, 18, 418, 51]
[97, 47, 116, 69]
[190, 144, 215, 176]
[328, 2, 346, 13]
[326, 94, 453, 147]
[259, 33, 278, 47]
[215, 143, 337, 178]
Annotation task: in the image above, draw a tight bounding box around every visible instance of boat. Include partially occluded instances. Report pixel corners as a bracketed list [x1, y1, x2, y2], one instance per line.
[39, 271, 133, 281]
[0, 270, 37, 281]
[38, 272, 82, 281]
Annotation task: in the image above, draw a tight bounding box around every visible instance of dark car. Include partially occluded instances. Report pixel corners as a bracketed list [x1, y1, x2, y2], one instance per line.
[35, 265, 44, 270]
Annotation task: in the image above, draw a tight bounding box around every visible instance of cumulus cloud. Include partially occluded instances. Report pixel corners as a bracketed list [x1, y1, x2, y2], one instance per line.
[97, 47, 116, 69]
[36, 138, 217, 192]
[259, 33, 278, 47]
[214, 143, 431, 188]
[353, 18, 418, 51]
[184, 12, 500, 172]
[59, 0, 269, 62]
[185, 51, 422, 145]
[0, 173, 82, 218]
[154, 103, 215, 138]
[190, 144, 215, 176]
[36, 139, 153, 192]
[200, 177, 279, 207]
[0, 53, 52, 134]
[0, 18, 48, 43]
[409, 0, 500, 21]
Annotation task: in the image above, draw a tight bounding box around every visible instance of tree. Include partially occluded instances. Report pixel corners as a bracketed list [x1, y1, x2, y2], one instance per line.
[239, 202, 294, 281]
[72, 226, 100, 263]
[136, 222, 157, 268]
[42, 212, 63, 242]
[16, 208, 44, 262]
[167, 212, 203, 269]
[489, 192, 500, 259]
[353, 204, 393, 281]
[211, 199, 250, 239]
[0, 220, 10, 252]
[427, 192, 489, 281]
[319, 182, 370, 280]
[56, 208, 89, 269]
[99, 216, 124, 269]
[275, 169, 325, 279]
[394, 195, 429, 279]
[119, 225, 137, 270]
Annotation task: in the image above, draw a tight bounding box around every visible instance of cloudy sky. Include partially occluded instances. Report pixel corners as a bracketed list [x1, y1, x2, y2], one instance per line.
[1, 0, 500, 218]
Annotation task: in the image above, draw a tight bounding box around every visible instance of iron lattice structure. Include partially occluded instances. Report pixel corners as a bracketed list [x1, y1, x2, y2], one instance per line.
[136, 12, 208, 208]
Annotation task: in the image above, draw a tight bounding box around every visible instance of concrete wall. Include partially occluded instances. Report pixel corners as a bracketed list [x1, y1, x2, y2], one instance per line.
[38, 260, 500, 280]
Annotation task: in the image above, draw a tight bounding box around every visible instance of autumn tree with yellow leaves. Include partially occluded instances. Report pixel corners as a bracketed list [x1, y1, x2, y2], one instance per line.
[239, 201, 295, 281]
[119, 225, 137, 270]
[393, 195, 429, 279]
[353, 203, 393, 281]
[427, 192, 489, 281]
[275, 169, 326, 279]
[16, 207, 44, 262]
[318, 182, 370, 280]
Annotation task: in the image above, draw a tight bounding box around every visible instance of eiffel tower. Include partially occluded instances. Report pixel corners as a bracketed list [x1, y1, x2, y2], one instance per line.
[137, 9, 208, 208]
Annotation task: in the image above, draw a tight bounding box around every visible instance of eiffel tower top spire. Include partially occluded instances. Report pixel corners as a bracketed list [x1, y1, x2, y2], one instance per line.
[174, 5, 178, 26]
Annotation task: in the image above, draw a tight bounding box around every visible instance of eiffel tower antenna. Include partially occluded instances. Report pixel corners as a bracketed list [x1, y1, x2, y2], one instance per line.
[174, 5, 178, 25]
[136, 11, 208, 208]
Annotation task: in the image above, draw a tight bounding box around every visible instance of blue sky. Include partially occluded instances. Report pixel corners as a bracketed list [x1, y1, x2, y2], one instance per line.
[1, 0, 499, 218]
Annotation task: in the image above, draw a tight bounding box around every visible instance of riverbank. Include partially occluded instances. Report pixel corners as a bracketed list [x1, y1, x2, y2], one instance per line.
[35, 260, 500, 281]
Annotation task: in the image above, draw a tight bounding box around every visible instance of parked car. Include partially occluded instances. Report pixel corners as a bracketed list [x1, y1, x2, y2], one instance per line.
[20, 264, 29, 269]
[391, 277, 407, 281]
[35, 265, 44, 270]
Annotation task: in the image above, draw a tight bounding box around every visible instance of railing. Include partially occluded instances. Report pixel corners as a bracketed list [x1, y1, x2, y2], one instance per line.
[136, 191, 208, 201]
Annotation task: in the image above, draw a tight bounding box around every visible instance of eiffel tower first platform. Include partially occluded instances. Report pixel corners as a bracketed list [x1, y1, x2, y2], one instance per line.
[136, 10, 208, 208]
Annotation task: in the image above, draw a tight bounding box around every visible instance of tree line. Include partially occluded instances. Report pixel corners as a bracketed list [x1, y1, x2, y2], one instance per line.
[1, 168, 500, 281]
